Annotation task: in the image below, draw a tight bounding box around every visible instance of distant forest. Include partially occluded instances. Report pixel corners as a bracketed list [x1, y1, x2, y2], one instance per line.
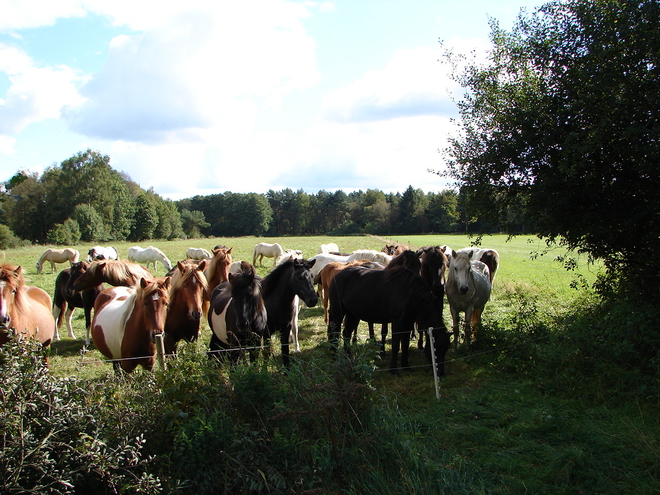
[0, 149, 515, 247]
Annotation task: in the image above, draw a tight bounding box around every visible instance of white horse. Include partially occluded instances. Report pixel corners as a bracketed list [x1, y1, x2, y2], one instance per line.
[186, 247, 212, 260]
[253, 242, 285, 267]
[456, 247, 500, 283]
[36, 248, 80, 274]
[86, 246, 119, 262]
[446, 249, 492, 349]
[346, 249, 392, 265]
[318, 243, 340, 254]
[127, 246, 173, 272]
[308, 252, 351, 279]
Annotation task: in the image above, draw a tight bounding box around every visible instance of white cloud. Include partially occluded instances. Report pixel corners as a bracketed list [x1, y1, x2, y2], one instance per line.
[0, 44, 84, 135]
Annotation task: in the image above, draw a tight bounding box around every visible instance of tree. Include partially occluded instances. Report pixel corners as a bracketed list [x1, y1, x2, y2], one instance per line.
[47, 218, 81, 245]
[180, 209, 210, 238]
[442, 0, 660, 291]
[130, 194, 158, 241]
[73, 204, 108, 242]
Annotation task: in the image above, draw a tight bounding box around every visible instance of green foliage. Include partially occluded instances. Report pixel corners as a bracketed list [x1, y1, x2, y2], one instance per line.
[130, 194, 158, 241]
[0, 224, 22, 249]
[179, 209, 209, 238]
[443, 0, 660, 292]
[74, 203, 110, 242]
[0, 338, 161, 494]
[47, 218, 81, 245]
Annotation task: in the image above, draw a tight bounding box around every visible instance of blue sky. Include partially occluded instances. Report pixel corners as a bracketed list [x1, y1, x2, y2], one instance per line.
[0, 0, 541, 200]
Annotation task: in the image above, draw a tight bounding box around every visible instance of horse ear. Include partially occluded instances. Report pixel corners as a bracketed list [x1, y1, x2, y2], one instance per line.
[162, 276, 171, 290]
[197, 259, 208, 271]
[227, 247, 233, 254]
[306, 258, 317, 269]
[140, 277, 148, 289]
[177, 260, 185, 271]
[14, 266, 23, 276]
[451, 250, 457, 258]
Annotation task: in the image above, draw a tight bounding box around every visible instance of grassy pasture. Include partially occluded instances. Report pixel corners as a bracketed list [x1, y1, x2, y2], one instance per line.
[5, 235, 660, 494]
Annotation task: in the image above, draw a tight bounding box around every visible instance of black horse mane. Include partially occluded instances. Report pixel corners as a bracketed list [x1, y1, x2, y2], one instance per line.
[261, 258, 296, 298]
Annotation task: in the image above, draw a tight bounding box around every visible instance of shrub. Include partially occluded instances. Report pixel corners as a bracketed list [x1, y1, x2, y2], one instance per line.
[0, 224, 22, 249]
[46, 218, 81, 245]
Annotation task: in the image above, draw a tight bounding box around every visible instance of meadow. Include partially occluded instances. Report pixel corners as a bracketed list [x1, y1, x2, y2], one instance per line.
[3, 235, 659, 494]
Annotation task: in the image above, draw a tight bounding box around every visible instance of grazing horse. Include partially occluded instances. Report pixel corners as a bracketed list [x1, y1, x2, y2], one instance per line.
[71, 260, 154, 292]
[253, 242, 285, 267]
[36, 248, 80, 274]
[0, 263, 55, 349]
[328, 266, 450, 375]
[262, 258, 317, 368]
[91, 277, 171, 373]
[346, 249, 392, 265]
[127, 246, 172, 272]
[163, 260, 209, 354]
[382, 244, 409, 256]
[52, 267, 103, 340]
[186, 247, 212, 260]
[318, 243, 340, 254]
[86, 246, 119, 262]
[446, 250, 492, 349]
[208, 261, 268, 365]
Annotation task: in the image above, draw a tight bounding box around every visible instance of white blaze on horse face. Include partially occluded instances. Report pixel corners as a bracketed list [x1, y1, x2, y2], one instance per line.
[152, 294, 160, 301]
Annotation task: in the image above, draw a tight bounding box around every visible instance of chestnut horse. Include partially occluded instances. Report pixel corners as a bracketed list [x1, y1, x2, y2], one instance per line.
[71, 260, 153, 292]
[0, 263, 55, 348]
[52, 267, 103, 340]
[202, 247, 233, 313]
[36, 248, 80, 274]
[163, 260, 209, 354]
[91, 277, 171, 373]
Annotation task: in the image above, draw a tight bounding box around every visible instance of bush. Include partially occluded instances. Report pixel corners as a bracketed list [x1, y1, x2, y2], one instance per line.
[0, 338, 161, 494]
[46, 218, 81, 245]
[0, 224, 23, 249]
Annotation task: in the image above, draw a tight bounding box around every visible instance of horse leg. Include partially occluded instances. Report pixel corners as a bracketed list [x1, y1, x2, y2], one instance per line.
[280, 325, 292, 368]
[471, 307, 483, 343]
[343, 315, 359, 352]
[389, 329, 401, 374]
[464, 308, 474, 346]
[52, 302, 64, 341]
[450, 306, 461, 350]
[65, 307, 76, 339]
[380, 323, 388, 357]
[399, 327, 412, 372]
[50, 261, 56, 273]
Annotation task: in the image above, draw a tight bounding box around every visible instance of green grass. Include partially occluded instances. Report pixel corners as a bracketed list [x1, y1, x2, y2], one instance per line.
[3, 235, 660, 494]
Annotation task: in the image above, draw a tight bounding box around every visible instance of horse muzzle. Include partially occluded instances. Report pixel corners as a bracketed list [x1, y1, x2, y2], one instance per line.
[0, 314, 11, 330]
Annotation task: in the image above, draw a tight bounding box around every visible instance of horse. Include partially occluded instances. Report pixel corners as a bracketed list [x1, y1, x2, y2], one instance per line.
[186, 247, 212, 260]
[455, 247, 500, 283]
[52, 267, 103, 340]
[86, 246, 119, 262]
[261, 258, 317, 368]
[208, 261, 268, 365]
[91, 277, 171, 373]
[382, 244, 409, 256]
[318, 243, 340, 254]
[71, 260, 154, 292]
[253, 242, 285, 267]
[163, 260, 209, 354]
[346, 249, 392, 265]
[446, 249, 492, 349]
[328, 265, 450, 375]
[127, 246, 172, 272]
[413, 245, 450, 349]
[36, 248, 80, 274]
[203, 246, 233, 298]
[0, 263, 55, 350]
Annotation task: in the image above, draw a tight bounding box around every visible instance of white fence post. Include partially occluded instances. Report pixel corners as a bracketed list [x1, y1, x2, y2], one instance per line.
[155, 333, 167, 372]
[427, 327, 441, 399]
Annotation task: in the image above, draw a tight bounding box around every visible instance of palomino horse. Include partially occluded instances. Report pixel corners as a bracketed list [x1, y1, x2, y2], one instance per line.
[53, 267, 103, 340]
[0, 263, 55, 348]
[208, 261, 268, 365]
[71, 260, 153, 292]
[163, 260, 209, 354]
[446, 250, 492, 349]
[127, 246, 172, 272]
[186, 247, 212, 260]
[91, 277, 171, 373]
[262, 258, 317, 368]
[36, 248, 80, 274]
[328, 265, 450, 375]
[253, 242, 285, 267]
[86, 246, 119, 262]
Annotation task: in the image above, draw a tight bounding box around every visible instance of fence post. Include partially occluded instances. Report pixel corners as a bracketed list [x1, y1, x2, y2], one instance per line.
[427, 327, 441, 399]
[155, 333, 167, 372]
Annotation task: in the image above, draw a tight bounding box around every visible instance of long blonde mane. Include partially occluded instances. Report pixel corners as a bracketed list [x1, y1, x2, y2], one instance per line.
[0, 263, 29, 316]
[170, 261, 209, 297]
[90, 259, 153, 285]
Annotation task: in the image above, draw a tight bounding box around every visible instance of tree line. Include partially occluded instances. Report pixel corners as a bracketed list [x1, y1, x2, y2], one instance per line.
[0, 149, 490, 247]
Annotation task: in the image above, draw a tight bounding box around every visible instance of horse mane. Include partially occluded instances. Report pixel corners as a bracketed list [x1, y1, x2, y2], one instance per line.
[261, 258, 294, 297]
[387, 250, 421, 272]
[0, 263, 29, 315]
[136, 276, 171, 301]
[205, 247, 232, 277]
[91, 259, 153, 284]
[170, 262, 209, 295]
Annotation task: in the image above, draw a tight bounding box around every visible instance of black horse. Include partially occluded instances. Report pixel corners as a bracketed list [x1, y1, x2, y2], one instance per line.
[208, 261, 267, 365]
[414, 245, 449, 349]
[261, 257, 317, 368]
[328, 265, 450, 375]
[53, 265, 103, 341]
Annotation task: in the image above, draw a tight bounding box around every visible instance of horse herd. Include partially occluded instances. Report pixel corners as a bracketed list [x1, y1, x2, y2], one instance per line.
[0, 241, 499, 377]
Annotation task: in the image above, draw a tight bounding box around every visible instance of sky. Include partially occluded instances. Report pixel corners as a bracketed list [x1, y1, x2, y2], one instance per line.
[0, 0, 542, 200]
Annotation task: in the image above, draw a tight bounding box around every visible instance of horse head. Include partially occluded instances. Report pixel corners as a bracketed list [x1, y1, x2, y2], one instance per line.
[0, 265, 23, 332]
[449, 250, 474, 295]
[139, 276, 171, 342]
[292, 258, 318, 308]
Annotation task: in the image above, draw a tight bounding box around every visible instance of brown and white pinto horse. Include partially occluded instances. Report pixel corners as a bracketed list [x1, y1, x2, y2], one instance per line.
[72, 259, 153, 292]
[163, 260, 209, 354]
[0, 263, 55, 348]
[91, 277, 171, 373]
